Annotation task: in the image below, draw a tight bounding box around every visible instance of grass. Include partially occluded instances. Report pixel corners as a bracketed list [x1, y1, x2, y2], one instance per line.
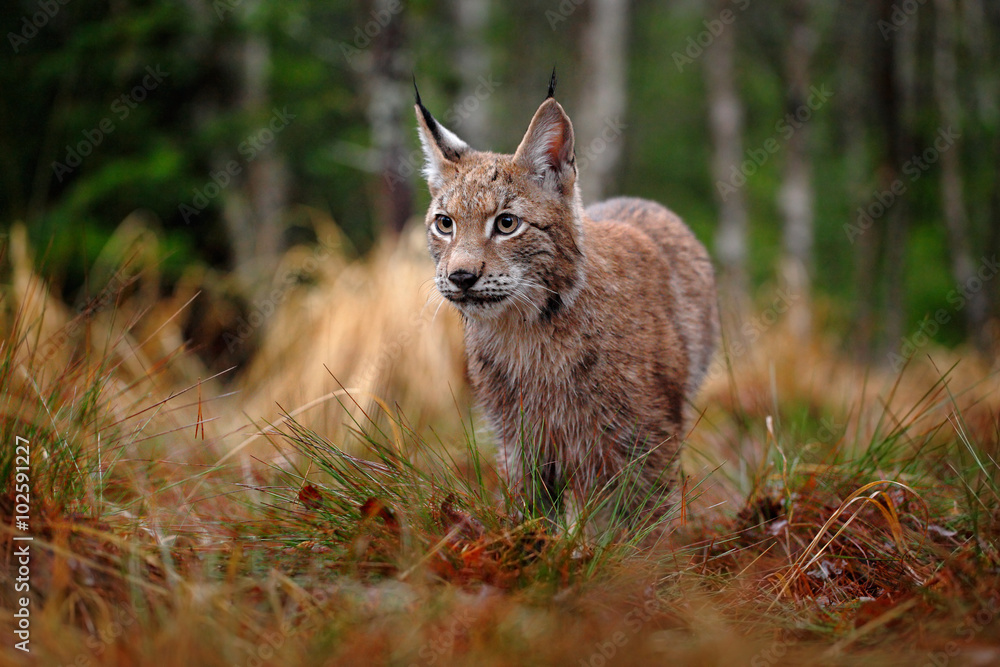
[1, 220, 999, 666]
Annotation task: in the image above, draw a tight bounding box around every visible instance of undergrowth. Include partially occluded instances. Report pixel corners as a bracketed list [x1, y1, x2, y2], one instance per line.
[1, 229, 999, 666]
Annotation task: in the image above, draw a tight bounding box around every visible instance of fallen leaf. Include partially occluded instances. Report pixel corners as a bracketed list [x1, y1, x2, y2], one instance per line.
[440, 494, 485, 540]
[360, 497, 399, 532]
[298, 484, 325, 510]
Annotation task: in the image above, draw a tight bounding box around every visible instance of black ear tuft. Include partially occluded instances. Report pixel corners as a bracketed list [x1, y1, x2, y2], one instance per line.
[547, 67, 557, 100]
[413, 75, 443, 145]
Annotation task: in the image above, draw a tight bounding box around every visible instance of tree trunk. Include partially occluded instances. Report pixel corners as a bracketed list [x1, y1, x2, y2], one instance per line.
[959, 0, 997, 124]
[777, 0, 816, 339]
[220, 1, 289, 294]
[985, 6, 1000, 338]
[366, 0, 413, 236]
[842, 0, 878, 361]
[991, 136, 1000, 343]
[933, 0, 991, 356]
[961, 0, 1000, 337]
[452, 0, 491, 147]
[576, 0, 629, 205]
[243, 33, 288, 261]
[704, 0, 750, 328]
[876, 0, 918, 360]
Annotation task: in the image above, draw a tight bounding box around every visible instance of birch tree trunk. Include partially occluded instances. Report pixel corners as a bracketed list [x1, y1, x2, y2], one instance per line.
[705, 0, 749, 326]
[777, 0, 816, 339]
[453, 0, 491, 147]
[576, 0, 629, 204]
[223, 1, 288, 294]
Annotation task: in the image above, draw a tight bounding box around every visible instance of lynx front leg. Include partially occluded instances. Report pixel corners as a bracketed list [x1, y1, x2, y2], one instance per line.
[495, 436, 524, 491]
[500, 437, 574, 526]
[564, 492, 586, 538]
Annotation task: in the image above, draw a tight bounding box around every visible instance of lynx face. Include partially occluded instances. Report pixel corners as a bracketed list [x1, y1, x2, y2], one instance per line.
[416, 93, 584, 322]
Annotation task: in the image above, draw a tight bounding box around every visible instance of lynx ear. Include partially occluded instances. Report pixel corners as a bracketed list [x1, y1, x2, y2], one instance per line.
[414, 82, 470, 193]
[513, 98, 576, 193]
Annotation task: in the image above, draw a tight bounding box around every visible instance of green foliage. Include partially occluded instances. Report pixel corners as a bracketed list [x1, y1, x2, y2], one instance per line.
[2, 0, 998, 348]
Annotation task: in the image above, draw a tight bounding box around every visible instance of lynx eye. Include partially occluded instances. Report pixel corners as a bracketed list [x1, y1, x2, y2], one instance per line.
[494, 213, 520, 235]
[435, 215, 454, 235]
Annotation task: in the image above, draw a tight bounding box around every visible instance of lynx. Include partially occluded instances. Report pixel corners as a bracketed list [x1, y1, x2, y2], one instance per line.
[415, 73, 719, 533]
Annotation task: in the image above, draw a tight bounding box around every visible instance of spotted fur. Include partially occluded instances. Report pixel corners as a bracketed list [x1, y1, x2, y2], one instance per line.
[416, 86, 719, 532]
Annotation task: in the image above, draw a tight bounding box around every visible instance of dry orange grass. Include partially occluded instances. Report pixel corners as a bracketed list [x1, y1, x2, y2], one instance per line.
[2, 219, 999, 666]
[688, 301, 1000, 513]
[235, 219, 466, 461]
[1, 221, 224, 457]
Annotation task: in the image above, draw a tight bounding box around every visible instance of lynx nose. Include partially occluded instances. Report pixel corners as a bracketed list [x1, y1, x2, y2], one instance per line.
[448, 270, 479, 291]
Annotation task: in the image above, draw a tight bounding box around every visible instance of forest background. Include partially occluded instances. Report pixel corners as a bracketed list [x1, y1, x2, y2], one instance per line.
[3, 0, 998, 368]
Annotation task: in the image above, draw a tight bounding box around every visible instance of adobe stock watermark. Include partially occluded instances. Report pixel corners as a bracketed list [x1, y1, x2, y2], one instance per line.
[798, 416, 847, 460]
[715, 84, 832, 201]
[50, 66, 169, 183]
[577, 116, 628, 176]
[7, 0, 71, 53]
[545, 0, 586, 30]
[12, 436, 32, 653]
[222, 233, 340, 352]
[386, 75, 501, 192]
[338, 0, 404, 70]
[37, 271, 134, 363]
[178, 107, 295, 224]
[238, 621, 302, 667]
[232, 585, 330, 667]
[577, 587, 664, 667]
[213, 0, 246, 20]
[844, 126, 959, 244]
[878, 0, 928, 40]
[919, 596, 999, 667]
[749, 636, 794, 667]
[46, 600, 141, 662]
[407, 613, 474, 666]
[888, 254, 999, 372]
[672, 0, 752, 72]
[352, 291, 447, 392]
[706, 286, 800, 384]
